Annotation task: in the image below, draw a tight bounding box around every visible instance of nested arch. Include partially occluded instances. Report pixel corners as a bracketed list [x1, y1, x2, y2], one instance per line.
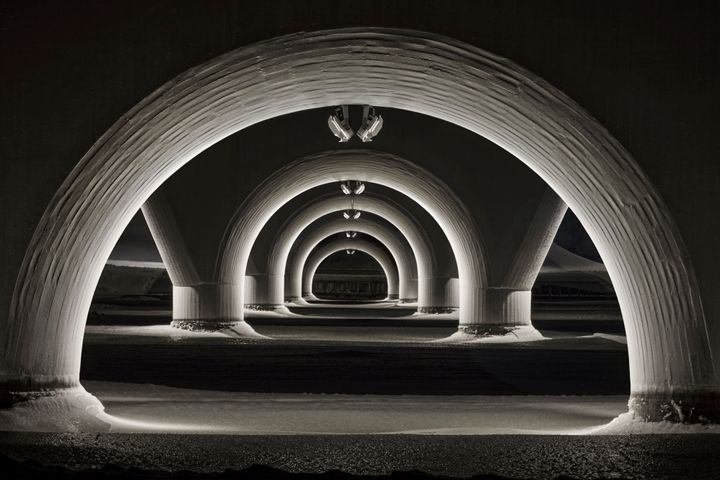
[221, 150, 482, 324]
[285, 216, 417, 302]
[258, 190, 449, 308]
[302, 238, 398, 300]
[4, 28, 715, 420]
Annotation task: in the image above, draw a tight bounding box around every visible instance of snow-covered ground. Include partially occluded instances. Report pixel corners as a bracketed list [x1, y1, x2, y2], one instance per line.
[87, 381, 628, 435]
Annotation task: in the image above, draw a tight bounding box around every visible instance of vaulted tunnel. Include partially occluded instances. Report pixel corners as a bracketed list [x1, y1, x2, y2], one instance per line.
[1, 28, 717, 432]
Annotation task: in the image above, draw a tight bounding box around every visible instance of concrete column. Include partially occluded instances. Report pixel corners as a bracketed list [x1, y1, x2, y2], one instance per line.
[451, 190, 567, 340]
[172, 284, 234, 328]
[142, 193, 260, 335]
[458, 289, 531, 334]
[418, 276, 458, 313]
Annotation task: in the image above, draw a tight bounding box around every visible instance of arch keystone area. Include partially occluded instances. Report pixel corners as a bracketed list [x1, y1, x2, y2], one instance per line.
[1, 28, 716, 424]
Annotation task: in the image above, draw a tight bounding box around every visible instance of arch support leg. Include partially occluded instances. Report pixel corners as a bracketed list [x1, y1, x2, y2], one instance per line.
[444, 289, 543, 343]
[172, 284, 264, 337]
[245, 274, 287, 311]
[0, 383, 109, 431]
[628, 390, 720, 423]
[417, 276, 458, 314]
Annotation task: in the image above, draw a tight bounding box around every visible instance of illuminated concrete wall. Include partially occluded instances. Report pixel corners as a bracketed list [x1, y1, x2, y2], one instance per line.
[1, 25, 717, 423]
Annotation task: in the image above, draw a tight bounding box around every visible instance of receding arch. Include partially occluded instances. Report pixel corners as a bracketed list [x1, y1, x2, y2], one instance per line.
[285, 216, 416, 303]
[3, 28, 715, 421]
[258, 192, 451, 309]
[302, 238, 398, 301]
[219, 150, 483, 327]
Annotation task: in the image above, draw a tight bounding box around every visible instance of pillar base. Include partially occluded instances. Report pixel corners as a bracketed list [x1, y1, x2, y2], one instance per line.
[435, 324, 544, 344]
[418, 306, 457, 314]
[245, 304, 283, 311]
[171, 319, 267, 338]
[397, 297, 417, 304]
[628, 391, 720, 424]
[0, 384, 109, 432]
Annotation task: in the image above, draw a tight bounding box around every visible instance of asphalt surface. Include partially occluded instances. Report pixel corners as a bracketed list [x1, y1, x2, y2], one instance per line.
[2, 432, 719, 479]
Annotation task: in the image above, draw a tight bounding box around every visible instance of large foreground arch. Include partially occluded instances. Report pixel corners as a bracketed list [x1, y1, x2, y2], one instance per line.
[3, 28, 716, 422]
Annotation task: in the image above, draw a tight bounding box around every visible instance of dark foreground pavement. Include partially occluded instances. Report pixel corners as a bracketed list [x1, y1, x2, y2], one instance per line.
[1, 432, 719, 480]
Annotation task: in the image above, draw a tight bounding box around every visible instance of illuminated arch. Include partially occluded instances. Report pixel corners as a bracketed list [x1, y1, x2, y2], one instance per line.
[302, 238, 398, 300]
[285, 217, 416, 303]
[5, 29, 715, 422]
[259, 191, 450, 309]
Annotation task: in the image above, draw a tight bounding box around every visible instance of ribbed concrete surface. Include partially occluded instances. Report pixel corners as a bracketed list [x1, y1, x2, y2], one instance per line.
[302, 239, 398, 299]
[4, 29, 716, 419]
[172, 285, 242, 326]
[484, 289, 533, 326]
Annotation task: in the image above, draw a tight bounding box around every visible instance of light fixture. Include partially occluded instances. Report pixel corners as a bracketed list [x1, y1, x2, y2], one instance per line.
[357, 105, 383, 142]
[345, 231, 357, 238]
[340, 180, 365, 195]
[343, 209, 361, 220]
[353, 182, 365, 195]
[346, 249, 356, 255]
[328, 105, 353, 142]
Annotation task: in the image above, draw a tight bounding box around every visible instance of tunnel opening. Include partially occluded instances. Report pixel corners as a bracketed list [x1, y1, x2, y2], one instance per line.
[311, 250, 388, 302]
[77, 121, 631, 436]
[3, 29, 716, 437]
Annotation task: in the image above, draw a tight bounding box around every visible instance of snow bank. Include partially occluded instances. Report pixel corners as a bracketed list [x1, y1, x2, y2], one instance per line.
[587, 412, 720, 435]
[579, 332, 627, 344]
[0, 387, 109, 432]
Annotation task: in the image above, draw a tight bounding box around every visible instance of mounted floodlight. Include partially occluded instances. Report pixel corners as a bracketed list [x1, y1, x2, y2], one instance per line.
[342, 209, 362, 220]
[340, 180, 365, 195]
[345, 231, 358, 238]
[353, 182, 365, 195]
[328, 105, 353, 142]
[357, 105, 383, 142]
[345, 249, 356, 255]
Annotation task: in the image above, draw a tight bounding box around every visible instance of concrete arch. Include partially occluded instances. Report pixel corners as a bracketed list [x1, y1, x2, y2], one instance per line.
[302, 239, 398, 301]
[257, 192, 450, 310]
[218, 151, 483, 328]
[286, 217, 417, 303]
[3, 28, 716, 421]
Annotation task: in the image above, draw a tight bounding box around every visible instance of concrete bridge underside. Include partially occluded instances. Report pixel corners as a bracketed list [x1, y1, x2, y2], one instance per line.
[0, 25, 717, 426]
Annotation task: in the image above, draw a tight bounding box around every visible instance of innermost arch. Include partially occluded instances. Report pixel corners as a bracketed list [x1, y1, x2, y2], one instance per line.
[312, 250, 387, 302]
